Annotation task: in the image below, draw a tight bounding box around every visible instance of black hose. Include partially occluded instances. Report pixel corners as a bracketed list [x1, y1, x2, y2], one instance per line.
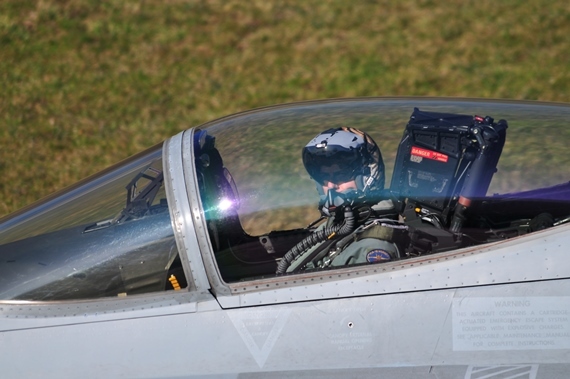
[276, 206, 355, 274]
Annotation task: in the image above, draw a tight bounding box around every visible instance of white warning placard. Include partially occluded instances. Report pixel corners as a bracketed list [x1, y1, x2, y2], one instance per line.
[452, 297, 570, 351]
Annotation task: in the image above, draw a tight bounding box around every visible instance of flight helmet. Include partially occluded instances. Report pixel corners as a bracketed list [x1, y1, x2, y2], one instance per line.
[302, 127, 385, 214]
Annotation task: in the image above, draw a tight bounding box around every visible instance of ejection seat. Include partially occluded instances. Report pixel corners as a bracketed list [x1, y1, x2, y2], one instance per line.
[389, 108, 508, 254]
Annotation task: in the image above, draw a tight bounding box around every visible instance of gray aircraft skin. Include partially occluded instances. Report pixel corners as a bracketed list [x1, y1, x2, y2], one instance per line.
[1, 98, 569, 379]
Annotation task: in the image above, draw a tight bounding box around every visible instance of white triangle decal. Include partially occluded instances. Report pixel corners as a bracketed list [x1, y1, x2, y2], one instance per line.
[228, 308, 292, 368]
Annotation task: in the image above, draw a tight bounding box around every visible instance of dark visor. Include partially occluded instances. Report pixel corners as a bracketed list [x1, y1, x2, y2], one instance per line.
[303, 145, 363, 185]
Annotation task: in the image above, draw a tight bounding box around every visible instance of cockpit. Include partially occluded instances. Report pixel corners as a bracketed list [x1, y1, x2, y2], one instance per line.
[1, 98, 569, 302]
[195, 103, 570, 283]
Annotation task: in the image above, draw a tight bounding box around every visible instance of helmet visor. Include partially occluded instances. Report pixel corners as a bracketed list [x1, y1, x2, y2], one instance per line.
[302, 145, 364, 185]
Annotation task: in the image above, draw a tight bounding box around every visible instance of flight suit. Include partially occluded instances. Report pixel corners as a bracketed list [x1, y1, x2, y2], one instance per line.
[287, 199, 400, 272]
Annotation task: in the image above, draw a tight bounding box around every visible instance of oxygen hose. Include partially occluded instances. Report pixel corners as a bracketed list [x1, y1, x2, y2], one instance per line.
[276, 206, 355, 274]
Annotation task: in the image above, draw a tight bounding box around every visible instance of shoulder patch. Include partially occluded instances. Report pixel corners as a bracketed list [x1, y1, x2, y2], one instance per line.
[366, 249, 391, 263]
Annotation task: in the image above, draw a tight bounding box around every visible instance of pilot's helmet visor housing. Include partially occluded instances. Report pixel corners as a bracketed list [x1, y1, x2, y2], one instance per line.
[302, 127, 385, 191]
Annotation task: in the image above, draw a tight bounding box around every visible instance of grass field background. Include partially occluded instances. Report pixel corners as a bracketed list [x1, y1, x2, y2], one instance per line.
[1, 0, 569, 217]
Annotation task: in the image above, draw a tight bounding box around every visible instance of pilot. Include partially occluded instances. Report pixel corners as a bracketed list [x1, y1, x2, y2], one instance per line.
[277, 127, 402, 274]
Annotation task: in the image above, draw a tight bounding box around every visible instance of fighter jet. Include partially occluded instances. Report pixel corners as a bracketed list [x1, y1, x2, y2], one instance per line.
[1, 98, 569, 379]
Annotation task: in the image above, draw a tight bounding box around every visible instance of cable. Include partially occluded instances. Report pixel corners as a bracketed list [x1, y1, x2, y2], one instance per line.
[276, 206, 355, 274]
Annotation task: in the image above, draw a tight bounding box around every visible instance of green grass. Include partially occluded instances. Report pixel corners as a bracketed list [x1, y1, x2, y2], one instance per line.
[1, 0, 569, 217]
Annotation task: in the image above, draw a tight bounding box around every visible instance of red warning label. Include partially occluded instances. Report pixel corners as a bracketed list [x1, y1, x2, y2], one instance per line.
[411, 146, 449, 163]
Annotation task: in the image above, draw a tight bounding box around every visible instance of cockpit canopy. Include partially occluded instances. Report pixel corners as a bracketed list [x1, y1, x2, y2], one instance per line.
[1, 98, 569, 301]
[195, 99, 570, 281]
